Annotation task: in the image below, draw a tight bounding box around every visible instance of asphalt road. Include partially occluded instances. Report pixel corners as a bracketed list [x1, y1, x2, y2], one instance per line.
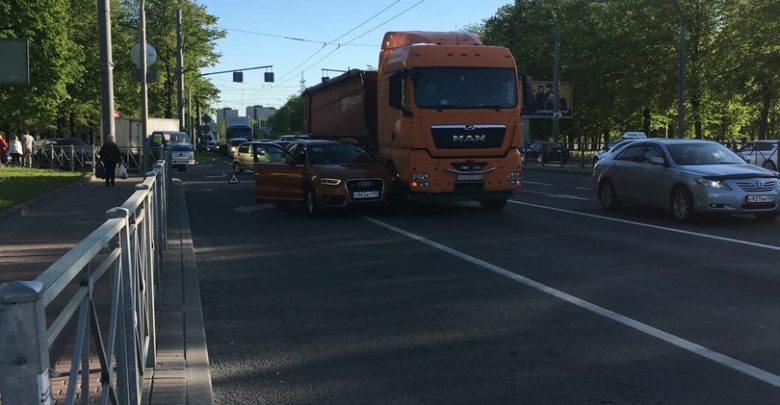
[180, 156, 780, 404]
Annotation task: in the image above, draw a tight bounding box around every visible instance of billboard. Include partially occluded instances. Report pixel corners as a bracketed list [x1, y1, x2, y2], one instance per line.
[526, 81, 572, 118]
[0, 38, 29, 85]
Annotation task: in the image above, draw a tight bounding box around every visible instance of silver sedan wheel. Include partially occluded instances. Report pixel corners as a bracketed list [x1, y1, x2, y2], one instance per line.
[599, 180, 619, 210]
[671, 187, 694, 221]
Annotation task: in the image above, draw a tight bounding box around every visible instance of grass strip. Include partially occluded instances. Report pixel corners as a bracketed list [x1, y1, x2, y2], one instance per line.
[0, 167, 87, 212]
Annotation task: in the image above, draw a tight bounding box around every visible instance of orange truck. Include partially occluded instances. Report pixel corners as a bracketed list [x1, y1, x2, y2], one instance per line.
[303, 31, 531, 209]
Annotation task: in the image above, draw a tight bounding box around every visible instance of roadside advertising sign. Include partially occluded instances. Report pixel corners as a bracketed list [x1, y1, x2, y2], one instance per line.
[525, 81, 573, 118]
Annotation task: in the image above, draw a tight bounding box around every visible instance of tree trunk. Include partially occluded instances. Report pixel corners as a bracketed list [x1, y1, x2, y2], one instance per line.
[642, 107, 651, 134]
[758, 78, 772, 140]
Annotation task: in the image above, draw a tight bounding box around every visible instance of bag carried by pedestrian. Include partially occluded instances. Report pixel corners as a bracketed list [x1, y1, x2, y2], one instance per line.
[95, 161, 106, 179]
[117, 162, 128, 179]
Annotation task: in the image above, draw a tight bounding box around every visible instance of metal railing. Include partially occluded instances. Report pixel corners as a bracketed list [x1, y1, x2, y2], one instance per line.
[0, 159, 169, 405]
[32, 145, 97, 171]
[27, 145, 163, 174]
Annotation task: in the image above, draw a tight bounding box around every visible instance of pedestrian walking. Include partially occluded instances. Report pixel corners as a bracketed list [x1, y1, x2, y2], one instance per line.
[0, 133, 8, 165]
[8, 135, 22, 166]
[21, 130, 35, 168]
[99, 135, 122, 187]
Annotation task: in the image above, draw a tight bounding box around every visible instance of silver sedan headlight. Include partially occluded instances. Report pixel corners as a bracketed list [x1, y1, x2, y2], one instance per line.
[695, 178, 731, 191]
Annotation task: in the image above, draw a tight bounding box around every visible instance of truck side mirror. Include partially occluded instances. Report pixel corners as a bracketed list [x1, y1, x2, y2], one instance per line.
[521, 74, 534, 111]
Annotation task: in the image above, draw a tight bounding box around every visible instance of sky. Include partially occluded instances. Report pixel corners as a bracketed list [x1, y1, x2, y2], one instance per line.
[197, 0, 512, 114]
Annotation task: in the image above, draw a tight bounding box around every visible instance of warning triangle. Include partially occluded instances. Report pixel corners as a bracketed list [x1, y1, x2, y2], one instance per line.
[228, 173, 240, 184]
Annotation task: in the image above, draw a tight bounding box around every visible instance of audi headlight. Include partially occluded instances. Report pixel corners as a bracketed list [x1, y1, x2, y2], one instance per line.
[695, 178, 731, 190]
[320, 178, 341, 186]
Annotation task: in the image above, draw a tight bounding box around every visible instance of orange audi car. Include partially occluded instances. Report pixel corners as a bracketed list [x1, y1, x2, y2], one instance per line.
[254, 139, 394, 214]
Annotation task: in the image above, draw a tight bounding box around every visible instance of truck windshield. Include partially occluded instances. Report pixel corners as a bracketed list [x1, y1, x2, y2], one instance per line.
[308, 144, 373, 165]
[165, 132, 191, 145]
[227, 126, 252, 140]
[413, 67, 517, 110]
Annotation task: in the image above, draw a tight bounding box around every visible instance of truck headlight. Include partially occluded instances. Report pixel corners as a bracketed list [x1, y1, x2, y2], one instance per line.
[320, 178, 341, 186]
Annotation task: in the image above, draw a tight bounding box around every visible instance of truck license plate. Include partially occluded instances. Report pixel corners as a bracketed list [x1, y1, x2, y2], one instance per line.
[353, 191, 379, 199]
[746, 195, 775, 203]
[457, 173, 483, 182]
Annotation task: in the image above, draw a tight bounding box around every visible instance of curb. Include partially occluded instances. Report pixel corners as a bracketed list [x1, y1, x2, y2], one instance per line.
[0, 171, 94, 222]
[177, 187, 214, 405]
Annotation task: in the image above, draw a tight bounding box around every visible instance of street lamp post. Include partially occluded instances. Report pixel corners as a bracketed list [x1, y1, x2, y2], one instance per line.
[672, 0, 685, 138]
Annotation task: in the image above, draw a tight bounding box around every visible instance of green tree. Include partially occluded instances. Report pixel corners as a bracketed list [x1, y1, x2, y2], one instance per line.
[0, 0, 80, 135]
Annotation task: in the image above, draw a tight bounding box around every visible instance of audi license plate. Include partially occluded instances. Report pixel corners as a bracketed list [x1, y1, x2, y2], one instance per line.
[353, 191, 379, 199]
[457, 173, 483, 182]
[746, 195, 775, 203]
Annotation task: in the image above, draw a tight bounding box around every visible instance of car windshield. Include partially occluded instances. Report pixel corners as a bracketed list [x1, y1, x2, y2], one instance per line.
[667, 143, 745, 165]
[308, 144, 372, 164]
[413, 67, 517, 109]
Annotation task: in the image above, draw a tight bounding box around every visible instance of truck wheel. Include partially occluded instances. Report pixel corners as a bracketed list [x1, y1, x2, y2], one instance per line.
[479, 199, 507, 210]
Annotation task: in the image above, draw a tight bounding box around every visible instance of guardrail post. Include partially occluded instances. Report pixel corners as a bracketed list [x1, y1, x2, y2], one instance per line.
[136, 181, 158, 368]
[0, 281, 52, 405]
[106, 207, 141, 405]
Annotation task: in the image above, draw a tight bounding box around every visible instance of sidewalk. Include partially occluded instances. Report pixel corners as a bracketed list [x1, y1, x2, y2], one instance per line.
[0, 175, 211, 404]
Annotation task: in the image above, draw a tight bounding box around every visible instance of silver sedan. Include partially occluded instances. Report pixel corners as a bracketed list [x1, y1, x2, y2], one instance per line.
[593, 139, 780, 221]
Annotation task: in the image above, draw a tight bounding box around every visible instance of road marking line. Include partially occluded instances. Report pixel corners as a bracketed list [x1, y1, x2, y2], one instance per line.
[522, 181, 552, 186]
[573, 186, 592, 191]
[521, 190, 591, 201]
[508, 200, 780, 252]
[362, 216, 780, 388]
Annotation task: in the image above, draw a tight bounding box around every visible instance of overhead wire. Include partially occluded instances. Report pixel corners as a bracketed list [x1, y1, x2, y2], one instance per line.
[218, 27, 375, 47]
[244, 0, 404, 104]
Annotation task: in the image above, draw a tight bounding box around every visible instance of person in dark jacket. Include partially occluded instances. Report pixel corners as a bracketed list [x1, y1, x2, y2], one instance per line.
[99, 135, 122, 187]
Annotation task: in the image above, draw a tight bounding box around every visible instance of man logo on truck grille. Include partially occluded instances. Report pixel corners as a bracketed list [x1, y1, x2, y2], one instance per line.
[452, 134, 486, 143]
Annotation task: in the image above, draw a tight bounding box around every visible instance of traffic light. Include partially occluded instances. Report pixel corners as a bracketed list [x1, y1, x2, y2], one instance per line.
[233, 71, 243, 83]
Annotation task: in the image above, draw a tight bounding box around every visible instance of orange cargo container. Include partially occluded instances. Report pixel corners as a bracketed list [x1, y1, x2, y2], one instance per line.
[303, 31, 529, 209]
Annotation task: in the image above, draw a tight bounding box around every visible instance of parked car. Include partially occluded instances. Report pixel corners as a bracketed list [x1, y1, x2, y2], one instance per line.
[278, 134, 309, 143]
[593, 139, 780, 221]
[233, 141, 285, 173]
[737, 140, 778, 171]
[593, 139, 637, 166]
[254, 139, 394, 215]
[621, 131, 648, 140]
[537, 142, 570, 164]
[520, 140, 542, 163]
[35, 138, 95, 168]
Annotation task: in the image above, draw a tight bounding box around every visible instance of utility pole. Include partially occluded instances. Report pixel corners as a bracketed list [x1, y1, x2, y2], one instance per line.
[139, 0, 149, 171]
[176, 2, 185, 131]
[552, 21, 561, 143]
[98, 0, 115, 144]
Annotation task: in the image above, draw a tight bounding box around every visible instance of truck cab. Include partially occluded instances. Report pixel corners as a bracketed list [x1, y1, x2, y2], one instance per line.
[377, 31, 525, 208]
[151, 130, 195, 171]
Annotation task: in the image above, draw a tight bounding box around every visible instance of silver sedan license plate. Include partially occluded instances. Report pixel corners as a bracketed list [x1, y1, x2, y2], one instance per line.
[746, 195, 775, 203]
[353, 191, 379, 199]
[457, 173, 483, 182]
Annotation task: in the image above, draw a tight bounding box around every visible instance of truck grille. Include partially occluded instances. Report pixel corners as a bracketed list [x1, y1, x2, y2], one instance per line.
[431, 125, 505, 149]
